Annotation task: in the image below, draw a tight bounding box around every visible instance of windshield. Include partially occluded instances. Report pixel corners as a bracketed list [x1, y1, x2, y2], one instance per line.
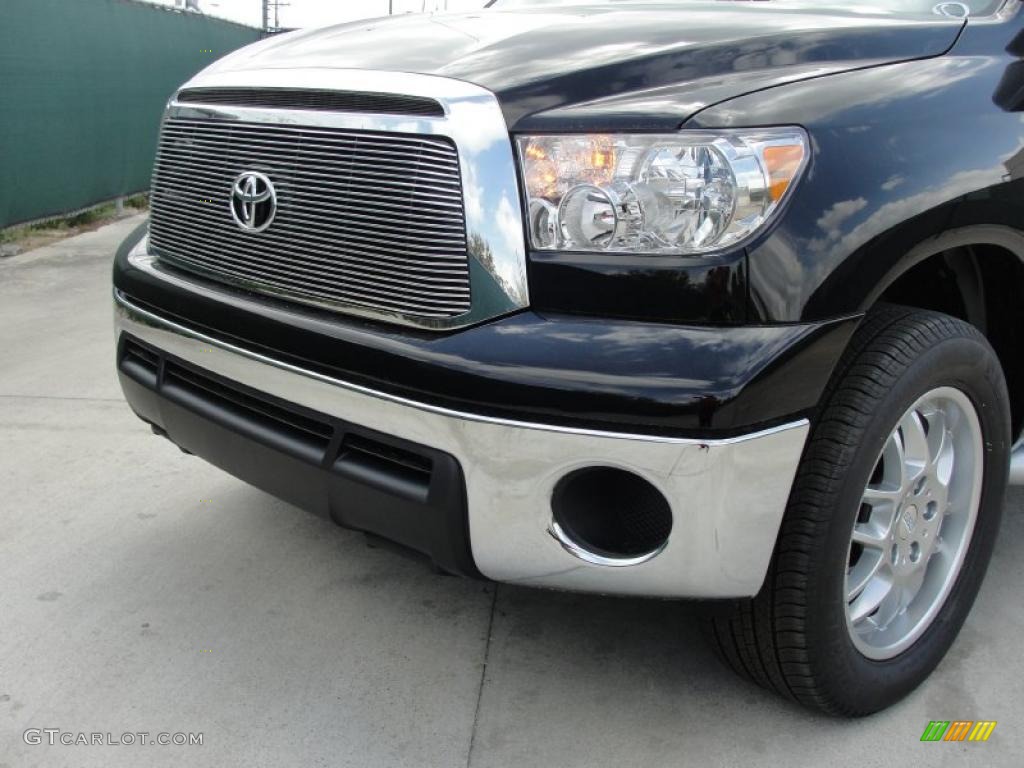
[488, 1, 1004, 18]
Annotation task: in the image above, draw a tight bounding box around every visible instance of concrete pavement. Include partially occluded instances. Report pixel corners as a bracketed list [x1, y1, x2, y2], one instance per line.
[1, 217, 1021, 767]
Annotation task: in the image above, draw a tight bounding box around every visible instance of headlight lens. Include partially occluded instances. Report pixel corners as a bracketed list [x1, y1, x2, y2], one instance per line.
[516, 129, 808, 255]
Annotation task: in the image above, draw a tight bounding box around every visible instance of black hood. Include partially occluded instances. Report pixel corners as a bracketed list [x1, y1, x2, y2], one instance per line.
[206, 2, 964, 130]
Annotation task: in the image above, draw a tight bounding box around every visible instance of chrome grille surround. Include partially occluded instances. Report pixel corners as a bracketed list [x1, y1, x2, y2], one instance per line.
[146, 69, 530, 331]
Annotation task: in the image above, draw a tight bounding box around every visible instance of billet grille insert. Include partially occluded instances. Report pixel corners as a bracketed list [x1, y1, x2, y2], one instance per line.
[148, 117, 471, 320]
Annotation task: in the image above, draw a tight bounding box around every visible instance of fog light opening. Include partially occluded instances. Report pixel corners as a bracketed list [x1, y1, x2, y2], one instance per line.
[550, 467, 672, 566]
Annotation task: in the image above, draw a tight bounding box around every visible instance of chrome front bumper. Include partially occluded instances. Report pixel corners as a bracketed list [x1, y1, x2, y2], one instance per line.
[115, 292, 808, 599]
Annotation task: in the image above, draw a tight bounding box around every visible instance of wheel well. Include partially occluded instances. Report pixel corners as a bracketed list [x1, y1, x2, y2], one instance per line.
[879, 244, 1024, 437]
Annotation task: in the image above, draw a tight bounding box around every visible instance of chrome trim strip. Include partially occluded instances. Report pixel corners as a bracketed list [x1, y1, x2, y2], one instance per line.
[158, 67, 530, 331]
[115, 292, 809, 598]
[548, 521, 668, 568]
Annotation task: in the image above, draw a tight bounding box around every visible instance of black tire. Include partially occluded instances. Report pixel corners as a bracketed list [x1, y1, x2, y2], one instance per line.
[705, 305, 1010, 716]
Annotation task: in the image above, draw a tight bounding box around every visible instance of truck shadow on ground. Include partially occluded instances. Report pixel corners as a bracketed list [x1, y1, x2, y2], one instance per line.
[192, 481, 1024, 747]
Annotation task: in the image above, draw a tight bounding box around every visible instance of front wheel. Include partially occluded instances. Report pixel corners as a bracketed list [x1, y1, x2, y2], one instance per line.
[706, 305, 1010, 716]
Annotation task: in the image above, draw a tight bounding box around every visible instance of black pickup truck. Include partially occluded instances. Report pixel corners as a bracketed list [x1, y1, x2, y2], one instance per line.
[113, 0, 1024, 715]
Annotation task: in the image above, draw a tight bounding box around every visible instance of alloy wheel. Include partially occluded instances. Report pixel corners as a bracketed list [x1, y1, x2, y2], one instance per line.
[845, 386, 984, 660]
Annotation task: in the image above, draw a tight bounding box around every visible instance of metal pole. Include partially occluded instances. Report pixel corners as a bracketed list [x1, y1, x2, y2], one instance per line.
[389, 0, 393, 14]
[262, 0, 269, 31]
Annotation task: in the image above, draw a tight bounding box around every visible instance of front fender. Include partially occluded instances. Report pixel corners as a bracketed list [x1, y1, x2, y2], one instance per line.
[687, 14, 1024, 323]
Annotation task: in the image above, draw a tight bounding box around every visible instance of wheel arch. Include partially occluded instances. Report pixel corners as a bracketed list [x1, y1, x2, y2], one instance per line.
[862, 225, 1024, 440]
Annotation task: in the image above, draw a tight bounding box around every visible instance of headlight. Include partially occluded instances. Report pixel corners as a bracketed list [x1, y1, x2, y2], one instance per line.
[516, 129, 808, 255]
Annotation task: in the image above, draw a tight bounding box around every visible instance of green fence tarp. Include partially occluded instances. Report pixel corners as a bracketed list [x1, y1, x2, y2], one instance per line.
[0, 0, 261, 228]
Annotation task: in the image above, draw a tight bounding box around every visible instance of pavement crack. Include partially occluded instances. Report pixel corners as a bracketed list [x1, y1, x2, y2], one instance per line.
[466, 583, 498, 768]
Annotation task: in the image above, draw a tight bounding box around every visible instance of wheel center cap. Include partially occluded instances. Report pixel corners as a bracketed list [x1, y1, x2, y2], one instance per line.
[898, 505, 919, 541]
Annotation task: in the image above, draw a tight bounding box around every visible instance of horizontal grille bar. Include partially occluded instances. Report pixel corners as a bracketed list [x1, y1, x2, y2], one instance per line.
[149, 117, 471, 320]
[149, 214, 472, 304]
[155, 152, 464, 196]
[149, 214, 472, 285]
[156, 146, 463, 187]
[159, 256, 469, 317]
[152, 166, 465, 217]
[159, 125, 461, 162]
[160, 120, 458, 152]
[150, 196, 466, 259]
[177, 87, 445, 117]
[149, 213, 473, 289]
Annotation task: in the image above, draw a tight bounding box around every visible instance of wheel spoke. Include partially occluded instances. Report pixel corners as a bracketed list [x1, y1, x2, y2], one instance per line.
[852, 523, 889, 551]
[898, 410, 929, 491]
[849, 574, 892, 625]
[930, 537, 949, 561]
[930, 420, 955, 491]
[931, 480, 950, 519]
[870, 586, 909, 639]
[902, 566, 927, 609]
[871, 575, 906, 627]
[900, 410, 930, 462]
[923, 407, 948, 461]
[862, 486, 901, 506]
[847, 551, 885, 602]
